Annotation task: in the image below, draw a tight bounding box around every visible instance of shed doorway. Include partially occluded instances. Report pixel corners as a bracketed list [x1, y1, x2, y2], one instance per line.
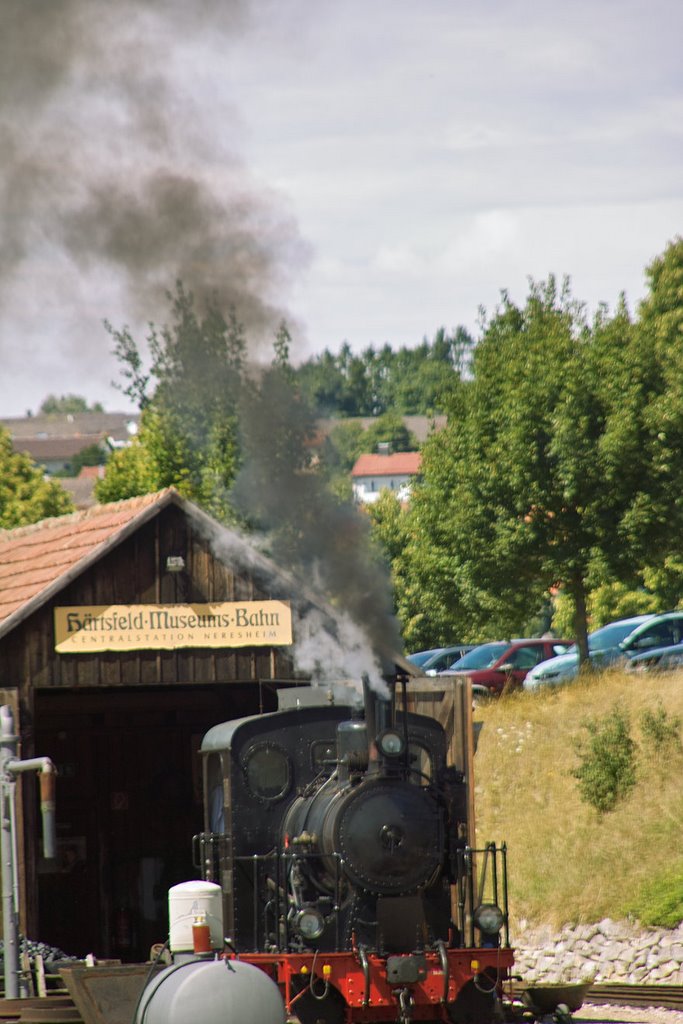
[33, 684, 274, 962]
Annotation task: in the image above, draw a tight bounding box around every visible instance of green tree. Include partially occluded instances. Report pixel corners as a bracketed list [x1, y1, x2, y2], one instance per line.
[324, 421, 367, 474]
[0, 428, 74, 528]
[294, 327, 471, 417]
[396, 270, 683, 658]
[364, 411, 418, 454]
[38, 394, 105, 415]
[53, 442, 108, 478]
[104, 282, 245, 516]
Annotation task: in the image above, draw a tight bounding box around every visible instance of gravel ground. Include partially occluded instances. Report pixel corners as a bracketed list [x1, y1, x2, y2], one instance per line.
[573, 1004, 683, 1024]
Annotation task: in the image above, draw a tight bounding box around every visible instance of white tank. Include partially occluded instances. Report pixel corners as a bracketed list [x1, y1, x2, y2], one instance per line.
[135, 958, 286, 1024]
[168, 880, 224, 953]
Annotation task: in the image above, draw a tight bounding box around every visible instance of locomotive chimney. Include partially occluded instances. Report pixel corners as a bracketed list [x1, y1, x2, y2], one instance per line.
[362, 673, 391, 770]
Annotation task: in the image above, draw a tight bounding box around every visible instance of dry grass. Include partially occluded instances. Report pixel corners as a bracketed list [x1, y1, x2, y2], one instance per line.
[472, 668, 683, 932]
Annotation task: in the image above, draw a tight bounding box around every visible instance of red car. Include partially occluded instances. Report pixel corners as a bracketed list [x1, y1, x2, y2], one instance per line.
[439, 638, 570, 696]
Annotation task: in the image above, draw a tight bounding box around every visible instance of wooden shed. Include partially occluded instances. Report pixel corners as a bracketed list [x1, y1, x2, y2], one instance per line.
[0, 489, 476, 966]
[0, 489, 416, 962]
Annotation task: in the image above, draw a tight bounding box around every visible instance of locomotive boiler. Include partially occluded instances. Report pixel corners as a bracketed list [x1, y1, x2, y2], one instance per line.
[191, 675, 513, 1024]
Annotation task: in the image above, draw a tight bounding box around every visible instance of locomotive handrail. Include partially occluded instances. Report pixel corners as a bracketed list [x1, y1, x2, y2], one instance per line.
[357, 944, 370, 1006]
[436, 939, 449, 1003]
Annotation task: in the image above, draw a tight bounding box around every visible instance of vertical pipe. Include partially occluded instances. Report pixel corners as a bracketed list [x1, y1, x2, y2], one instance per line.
[467, 849, 475, 947]
[501, 842, 510, 948]
[0, 706, 19, 999]
[490, 843, 498, 907]
[39, 771, 56, 860]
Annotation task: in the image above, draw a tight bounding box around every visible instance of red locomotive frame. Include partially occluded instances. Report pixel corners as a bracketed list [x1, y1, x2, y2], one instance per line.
[240, 944, 515, 1022]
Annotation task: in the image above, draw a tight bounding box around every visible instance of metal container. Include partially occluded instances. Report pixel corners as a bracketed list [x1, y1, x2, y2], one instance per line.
[168, 880, 223, 953]
[134, 957, 286, 1024]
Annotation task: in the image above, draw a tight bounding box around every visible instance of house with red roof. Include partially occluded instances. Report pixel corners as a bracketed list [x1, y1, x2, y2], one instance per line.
[351, 450, 422, 504]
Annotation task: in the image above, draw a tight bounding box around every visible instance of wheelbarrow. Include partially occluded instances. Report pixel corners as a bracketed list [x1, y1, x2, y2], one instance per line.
[520, 982, 591, 1023]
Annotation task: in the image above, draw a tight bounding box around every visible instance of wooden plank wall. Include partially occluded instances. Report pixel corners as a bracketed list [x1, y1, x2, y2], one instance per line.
[402, 675, 476, 847]
[0, 505, 297, 693]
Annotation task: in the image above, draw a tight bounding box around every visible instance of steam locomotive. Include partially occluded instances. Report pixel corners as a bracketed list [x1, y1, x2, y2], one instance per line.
[184, 675, 514, 1024]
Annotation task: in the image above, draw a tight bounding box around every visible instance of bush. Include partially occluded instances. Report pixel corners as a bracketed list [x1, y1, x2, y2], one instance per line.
[639, 702, 682, 756]
[572, 707, 637, 813]
[626, 868, 683, 928]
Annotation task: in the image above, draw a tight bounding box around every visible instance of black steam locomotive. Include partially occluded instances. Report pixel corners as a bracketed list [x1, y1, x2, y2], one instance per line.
[194, 676, 513, 1024]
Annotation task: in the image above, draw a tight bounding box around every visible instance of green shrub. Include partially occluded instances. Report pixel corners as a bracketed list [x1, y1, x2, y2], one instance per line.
[639, 702, 682, 755]
[572, 707, 637, 813]
[625, 867, 683, 928]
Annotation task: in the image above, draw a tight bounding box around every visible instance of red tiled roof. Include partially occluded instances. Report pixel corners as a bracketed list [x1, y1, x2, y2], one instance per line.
[0, 490, 175, 631]
[351, 452, 422, 477]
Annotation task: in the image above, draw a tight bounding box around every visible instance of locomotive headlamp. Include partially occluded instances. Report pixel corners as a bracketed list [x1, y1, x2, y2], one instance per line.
[473, 902, 505, 935]
[294, 908, 325, 941]
[377, 729, 405, 757]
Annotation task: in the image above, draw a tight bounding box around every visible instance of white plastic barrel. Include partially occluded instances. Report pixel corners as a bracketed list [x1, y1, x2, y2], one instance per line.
[168, 880, 224, 953]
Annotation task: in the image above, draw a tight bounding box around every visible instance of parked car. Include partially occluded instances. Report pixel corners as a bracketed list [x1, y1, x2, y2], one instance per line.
[439, 638, 570, 696]
[407, 645, 475, 675]
[626, 642, 683, 672]
[524, 611, 683, 690]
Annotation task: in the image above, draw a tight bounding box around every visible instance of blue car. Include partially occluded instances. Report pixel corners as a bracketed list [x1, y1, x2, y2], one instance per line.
[407, 645, 475, 675]
[626, 642, 683, 672]
[523, 613, 683, 690]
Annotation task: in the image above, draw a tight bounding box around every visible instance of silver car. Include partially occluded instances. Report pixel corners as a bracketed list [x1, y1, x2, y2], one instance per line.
[523, 614, 655, 690]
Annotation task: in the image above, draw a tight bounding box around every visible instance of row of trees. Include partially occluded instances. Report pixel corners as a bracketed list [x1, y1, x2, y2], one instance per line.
[295, 327, 473, 417]
[2, 237, 681, 663]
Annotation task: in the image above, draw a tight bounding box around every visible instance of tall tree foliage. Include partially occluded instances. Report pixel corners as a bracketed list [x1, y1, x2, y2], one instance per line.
[99, 283, 246, 517]
[0, 429, 74, 528]
[295, 327, 471, 416]
[38, 394, 104, 415]
[394, 265, 683, 657]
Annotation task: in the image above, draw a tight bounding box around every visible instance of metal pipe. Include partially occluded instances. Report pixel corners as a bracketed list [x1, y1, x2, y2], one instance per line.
[501, 842, 510, 948]
[490, 842, 499, 910]
[0, 706, 57, 998]
[5, 758, 57, 861]
[467, 849, 475, 947]
[0, 707, 20, 999]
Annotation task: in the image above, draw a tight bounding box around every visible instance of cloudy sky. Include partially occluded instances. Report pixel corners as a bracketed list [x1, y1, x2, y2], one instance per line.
[1, 0, 681, 417]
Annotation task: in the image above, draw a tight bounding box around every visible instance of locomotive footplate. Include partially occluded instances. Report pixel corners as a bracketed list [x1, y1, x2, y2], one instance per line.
[240, 946, 515, 1021]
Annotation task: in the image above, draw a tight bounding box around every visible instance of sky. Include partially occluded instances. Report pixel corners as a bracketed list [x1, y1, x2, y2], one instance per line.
[1, 0, 681, 418]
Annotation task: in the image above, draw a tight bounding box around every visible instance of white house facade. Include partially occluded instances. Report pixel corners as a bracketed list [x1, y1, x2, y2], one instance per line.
[351, 451, 422, 504]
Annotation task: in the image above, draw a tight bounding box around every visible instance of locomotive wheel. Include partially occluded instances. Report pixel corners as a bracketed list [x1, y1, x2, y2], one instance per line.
[290, 976, 346, 1024]
[447, 978, 500, 1024]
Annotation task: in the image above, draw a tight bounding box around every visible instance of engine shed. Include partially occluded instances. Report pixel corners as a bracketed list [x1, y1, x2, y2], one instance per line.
[0, 489, 408, 961]
[0, 488, 473, 966]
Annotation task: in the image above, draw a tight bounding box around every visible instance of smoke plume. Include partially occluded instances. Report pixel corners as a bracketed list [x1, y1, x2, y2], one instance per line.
[0, 1, 306, 405]
[229, 365, 404, 688]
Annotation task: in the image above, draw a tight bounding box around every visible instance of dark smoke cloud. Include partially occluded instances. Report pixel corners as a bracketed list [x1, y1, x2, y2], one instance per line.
[231, 367, 404, 681]
[0, 0, 306, 396]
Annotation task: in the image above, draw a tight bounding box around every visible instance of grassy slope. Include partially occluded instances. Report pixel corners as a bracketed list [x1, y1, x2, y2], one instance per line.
[472, 668, 683, 933]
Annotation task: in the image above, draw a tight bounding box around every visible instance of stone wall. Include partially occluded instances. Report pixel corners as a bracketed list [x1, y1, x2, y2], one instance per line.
[512, 920, 683, 986]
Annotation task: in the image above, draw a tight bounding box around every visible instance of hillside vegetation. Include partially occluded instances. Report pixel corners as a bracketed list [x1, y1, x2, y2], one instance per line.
[473, 668, 683, 934]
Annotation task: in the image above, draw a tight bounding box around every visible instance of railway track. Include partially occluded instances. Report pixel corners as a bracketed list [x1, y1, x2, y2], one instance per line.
[584, 984, 683, 1011]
